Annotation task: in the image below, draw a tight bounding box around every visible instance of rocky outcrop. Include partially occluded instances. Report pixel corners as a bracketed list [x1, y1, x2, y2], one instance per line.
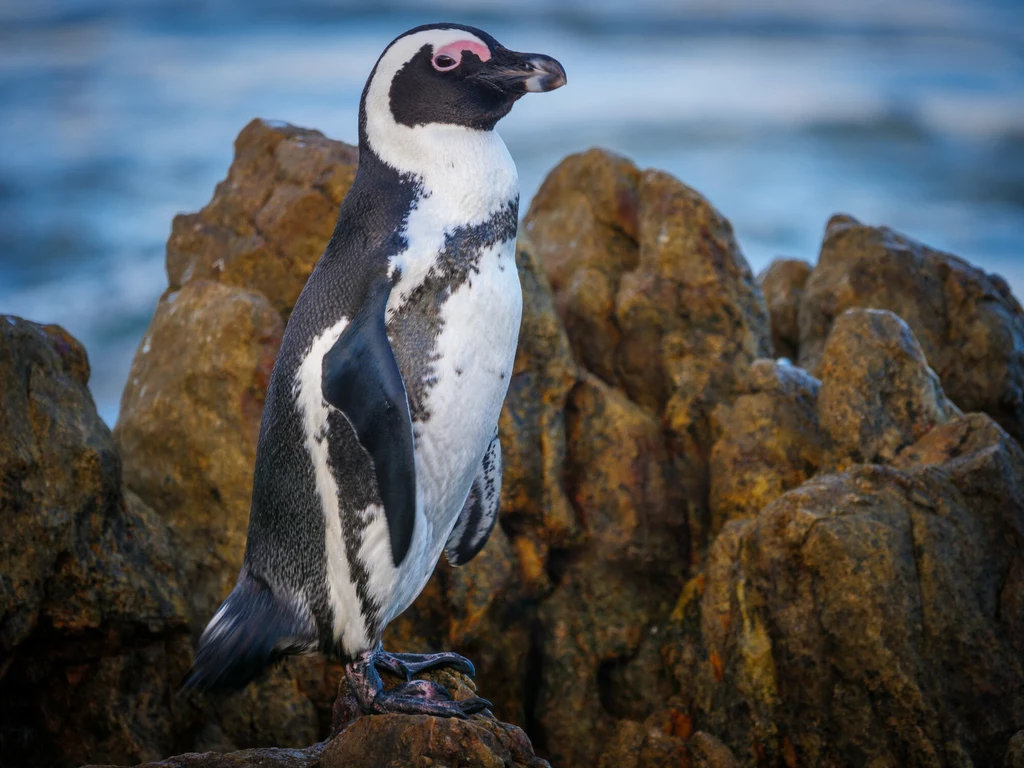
[86, 672, 548, 768]
[817, 308, 962, 469]
[0, 317, 192, 767]
[115, 280, 284, 624]
[2, 120, 1023, 768]
[524, 148, 772, 560]
[166, 119, 358, 318]
[799, 214, 1024, 442]
[674, 409, 1024, 767]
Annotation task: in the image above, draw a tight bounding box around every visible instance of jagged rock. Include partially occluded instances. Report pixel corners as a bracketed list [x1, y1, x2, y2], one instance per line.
[799, 214, 1024, 442]
[535, 376, 683, 768]
[99, 670, 549, 768]
[525, 149, 770, 415]
[708, 359, 823, 537]
[673, 410, 1024, 767]
[597, 715, 689, 768]
[0, 317, 192, 768]
[817, 308, 962, 469]
[166, 119, 358, 318]
[524, 148, 771, 559]
[757, 258, 811, 360]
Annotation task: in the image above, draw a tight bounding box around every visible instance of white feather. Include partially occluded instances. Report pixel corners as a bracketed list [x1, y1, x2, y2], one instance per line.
[380, 236, 522, 624]
[293, 317, 370, 652]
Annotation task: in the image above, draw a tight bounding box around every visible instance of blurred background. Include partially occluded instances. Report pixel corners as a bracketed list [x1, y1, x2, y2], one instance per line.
[1, 0, 1022, 425]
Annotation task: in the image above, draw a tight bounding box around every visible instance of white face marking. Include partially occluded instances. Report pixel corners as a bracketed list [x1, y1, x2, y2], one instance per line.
[293, 317, 370, 651]
[365, 29, 520, 303]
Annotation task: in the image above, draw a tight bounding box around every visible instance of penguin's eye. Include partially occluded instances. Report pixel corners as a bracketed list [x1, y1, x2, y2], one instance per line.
[432, 54, 459, 71]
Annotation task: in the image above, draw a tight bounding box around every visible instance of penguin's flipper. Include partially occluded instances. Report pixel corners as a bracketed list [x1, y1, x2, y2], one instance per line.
[445, 432, 502, 566]
[322, 275, 416, 568]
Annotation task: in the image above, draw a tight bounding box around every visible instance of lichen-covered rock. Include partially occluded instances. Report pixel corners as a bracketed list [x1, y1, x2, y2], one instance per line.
[757, 258, 811, 360]
[535, 376, 684, 768]
[817, 308, 962, 469]
[497, 234, 581, 575]
[799, 214, 1024, 442]
[0, 317, 192, 768]
[525, 148, 771, 560]
[674, 410, 1024, 767]
[525, 149, 770, 416]
[325, 670, 548, 768]
[17, 120, 1024, 768]
[166, 119, 358, 318]
[708, 359, 823, 537]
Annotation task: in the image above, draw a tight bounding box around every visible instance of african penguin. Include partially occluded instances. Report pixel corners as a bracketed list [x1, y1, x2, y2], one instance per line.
[184, 24, 565, 718]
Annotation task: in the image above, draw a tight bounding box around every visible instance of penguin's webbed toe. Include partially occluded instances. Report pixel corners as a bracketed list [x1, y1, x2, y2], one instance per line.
[372, 681, 492, 719]
[374, 649, 476, 681]
[345, 648, 490, 719]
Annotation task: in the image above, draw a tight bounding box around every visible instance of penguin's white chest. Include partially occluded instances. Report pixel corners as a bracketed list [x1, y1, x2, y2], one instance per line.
[412, 237, 521, 522]
[382, 235, 521, 620]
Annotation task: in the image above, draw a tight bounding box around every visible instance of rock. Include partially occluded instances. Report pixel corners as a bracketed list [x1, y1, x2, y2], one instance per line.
[0, 316, 192, 768]
[817, 308, 962, 469]
[1007, 731, 1024, 768]
[674, 410, 1024, 767]
[597, 716, 689, 768]
[525, 149, 770, 416]
[708, 359, 824, 537]
[322, 715, 548, 768]
[498, 234, 582, 574]
[102, 669, 549, 768]
[535, 376, 684, 768]
[688, 732, 738, 768]
[19, 121, 1024, 768]
[166, 119, 358, 318]
[524, 148, 771, 559]
[115, 279, 284, 624]
[85, 745, 325, 768]
[757, 258, 811, 360]
[799, 214, 1024, 442]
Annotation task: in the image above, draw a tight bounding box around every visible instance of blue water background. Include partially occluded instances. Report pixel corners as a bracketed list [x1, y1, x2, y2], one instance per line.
[1, 0, 1022, 424]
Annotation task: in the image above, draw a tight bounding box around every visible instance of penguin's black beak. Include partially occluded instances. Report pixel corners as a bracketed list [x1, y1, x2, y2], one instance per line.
[473, 48, 567, 95]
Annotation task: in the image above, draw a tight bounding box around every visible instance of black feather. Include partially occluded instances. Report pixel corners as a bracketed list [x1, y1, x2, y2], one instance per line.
[182, 575, 314, 694]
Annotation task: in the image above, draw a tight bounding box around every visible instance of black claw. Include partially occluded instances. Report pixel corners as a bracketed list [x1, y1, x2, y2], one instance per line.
[459, 697, 492, 715]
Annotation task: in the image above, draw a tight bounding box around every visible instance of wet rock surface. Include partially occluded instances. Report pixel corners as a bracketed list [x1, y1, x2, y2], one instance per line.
[2, 122, 1023, 767]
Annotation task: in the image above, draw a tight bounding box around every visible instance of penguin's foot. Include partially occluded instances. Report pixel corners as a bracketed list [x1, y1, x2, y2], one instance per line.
[345, 649, 490, 719]
[373, 648, 476, 681]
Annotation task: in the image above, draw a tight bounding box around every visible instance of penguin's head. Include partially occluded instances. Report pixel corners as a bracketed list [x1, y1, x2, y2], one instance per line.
[360, 24, 566, 145]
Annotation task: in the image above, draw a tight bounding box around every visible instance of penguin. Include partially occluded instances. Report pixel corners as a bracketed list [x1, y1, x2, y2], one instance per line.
[184, 24, 566, 719]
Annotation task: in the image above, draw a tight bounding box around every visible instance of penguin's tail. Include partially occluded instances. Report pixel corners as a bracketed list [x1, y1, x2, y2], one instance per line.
[182, 573, 317, 694]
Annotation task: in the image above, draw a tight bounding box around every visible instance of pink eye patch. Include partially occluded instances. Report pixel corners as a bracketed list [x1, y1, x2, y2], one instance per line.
[432, 39, 491, 71]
